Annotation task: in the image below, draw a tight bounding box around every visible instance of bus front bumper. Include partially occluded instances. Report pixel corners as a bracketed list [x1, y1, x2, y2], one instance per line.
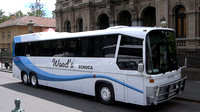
[146, 76, 187, 105]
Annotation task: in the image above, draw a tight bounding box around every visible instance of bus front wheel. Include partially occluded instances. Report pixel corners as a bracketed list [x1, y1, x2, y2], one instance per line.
[98, 83, 115, 105]
[30, 73, 38, 88]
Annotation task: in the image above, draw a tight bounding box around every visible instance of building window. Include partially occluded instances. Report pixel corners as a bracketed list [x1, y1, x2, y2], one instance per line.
[176, 6, 186, 38]
[98, 14, 109, 30]
[141, 6, 156, 27]
[199, 7, 200, 37]
[199, 41, 200, 46]
[2, 32, 5, 39]
[118, 10, 132, 26]
[7, 31, 11, 38]
[74, 0, 82, 4]
[77, 18, 83, 32]
[64, 20, 71, 32]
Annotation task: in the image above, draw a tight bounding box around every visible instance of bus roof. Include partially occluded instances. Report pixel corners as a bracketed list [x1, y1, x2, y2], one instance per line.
[13, 26, 174, 43]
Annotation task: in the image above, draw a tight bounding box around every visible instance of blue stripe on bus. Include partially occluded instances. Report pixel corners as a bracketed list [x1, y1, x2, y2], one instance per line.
[13, 56, 143, 94]
[14, 36, 21, 43]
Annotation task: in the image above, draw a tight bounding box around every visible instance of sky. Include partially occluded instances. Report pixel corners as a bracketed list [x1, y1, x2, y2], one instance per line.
[0, 0, 56, 18]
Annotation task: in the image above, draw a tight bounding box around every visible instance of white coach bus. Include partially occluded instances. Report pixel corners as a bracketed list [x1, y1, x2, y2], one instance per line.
[13, 26, 186, 106]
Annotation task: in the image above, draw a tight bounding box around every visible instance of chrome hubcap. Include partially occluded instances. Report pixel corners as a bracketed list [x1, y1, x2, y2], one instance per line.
[101, 87, 111, 101]
[31, 76, 37, 85]
[23, 74, 28, 83]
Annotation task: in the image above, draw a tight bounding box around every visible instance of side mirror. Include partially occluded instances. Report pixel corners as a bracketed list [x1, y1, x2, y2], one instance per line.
[138, 62, 144, 72]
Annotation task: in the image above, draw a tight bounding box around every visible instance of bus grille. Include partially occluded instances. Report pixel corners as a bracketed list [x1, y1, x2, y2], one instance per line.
[156, 77, 187, 103]
[146, 77, 187, 105]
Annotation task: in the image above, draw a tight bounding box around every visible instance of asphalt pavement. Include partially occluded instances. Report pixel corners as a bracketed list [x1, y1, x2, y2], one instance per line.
[0, 68, 200, 104]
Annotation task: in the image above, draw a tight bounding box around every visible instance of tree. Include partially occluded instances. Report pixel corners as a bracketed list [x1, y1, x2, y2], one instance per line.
[13, 10, 26, 18]
[0, 9, 9, 23]
[0, 10, 25, 23]
[27, 0, 46, 17]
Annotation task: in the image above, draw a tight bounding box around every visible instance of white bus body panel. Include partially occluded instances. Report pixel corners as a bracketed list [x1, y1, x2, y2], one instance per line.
[13, 56, 145, 105]
[13, 26, 186, 106]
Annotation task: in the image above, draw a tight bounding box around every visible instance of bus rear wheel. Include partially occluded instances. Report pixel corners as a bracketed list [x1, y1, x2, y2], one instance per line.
[22, 72, 29, 85]
[30, 73, 38, 88]
[98, 83, 115, 105]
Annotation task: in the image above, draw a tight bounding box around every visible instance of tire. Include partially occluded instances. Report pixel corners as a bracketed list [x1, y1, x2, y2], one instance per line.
[98, 83, 115, 105]
[22, 72, 29, 85]
[30, 73, 38, 88]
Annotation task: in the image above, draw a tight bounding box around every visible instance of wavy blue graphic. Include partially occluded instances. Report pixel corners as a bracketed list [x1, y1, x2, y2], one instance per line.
[13, 57, 143, 93]
[13, 36, 21, 43]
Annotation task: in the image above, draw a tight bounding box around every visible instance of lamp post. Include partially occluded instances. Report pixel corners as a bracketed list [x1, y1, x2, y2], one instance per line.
[160, 17, 167, 28]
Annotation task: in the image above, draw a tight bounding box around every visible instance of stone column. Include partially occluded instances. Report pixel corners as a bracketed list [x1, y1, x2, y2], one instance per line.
[56, 11, 63, 32]
[186, 12, 197, 52]
[131, 18, 138, 26]
[137, 18, 142, 26]
[156, 0, 168, 27]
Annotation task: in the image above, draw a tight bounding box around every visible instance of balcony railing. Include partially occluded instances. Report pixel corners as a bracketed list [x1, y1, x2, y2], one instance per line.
[176, 40, 186, 46]
[176, 38, 200, 48]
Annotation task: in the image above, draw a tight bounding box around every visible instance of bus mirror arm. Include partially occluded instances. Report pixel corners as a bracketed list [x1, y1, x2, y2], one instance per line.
[181, 58, 187, 69]
[138, 62, 144, 73]
[184, 58, 187, 68]
[137, 62, 151, 78]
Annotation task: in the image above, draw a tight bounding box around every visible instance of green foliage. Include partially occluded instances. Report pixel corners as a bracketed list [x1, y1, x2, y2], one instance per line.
[27, 1, 46, 17]
[13, 10, 26, 18]
[0, 0, 47, 23]
[0, 10, 26, 23]
[0, 9, 9, 23]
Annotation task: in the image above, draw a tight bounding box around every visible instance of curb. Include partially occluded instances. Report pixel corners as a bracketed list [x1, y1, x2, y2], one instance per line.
[175, 97, 200, 103]
[0, 69, 13, 73]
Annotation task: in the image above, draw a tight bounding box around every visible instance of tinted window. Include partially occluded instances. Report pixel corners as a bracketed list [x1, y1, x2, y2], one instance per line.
[117, 35, 143, 70]
[15, 43, 25, 56]
[14, 35, 118, 58]
[82, 35, 118, 57]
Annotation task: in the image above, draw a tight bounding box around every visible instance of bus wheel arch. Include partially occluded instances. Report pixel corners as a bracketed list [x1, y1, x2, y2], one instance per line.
[95, 80, 115, 105]
[21, 71, 29, 85]
[29, 72, 39, 88]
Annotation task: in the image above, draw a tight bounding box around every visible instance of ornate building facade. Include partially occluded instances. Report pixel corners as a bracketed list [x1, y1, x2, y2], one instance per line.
[55, 0, 200, 79]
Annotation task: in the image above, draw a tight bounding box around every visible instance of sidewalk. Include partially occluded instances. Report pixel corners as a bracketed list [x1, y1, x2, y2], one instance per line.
[0, 63, 12, 73]
[175, 80, 200, 103]
[0, 68, 13, 73]
[0, 69, 199, 103]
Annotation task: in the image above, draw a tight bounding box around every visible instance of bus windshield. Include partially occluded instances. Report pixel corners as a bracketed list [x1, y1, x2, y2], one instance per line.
[146, 30, 178, 74]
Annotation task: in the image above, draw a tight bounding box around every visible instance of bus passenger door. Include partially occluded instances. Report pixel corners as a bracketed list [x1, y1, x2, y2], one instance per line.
[125, 71, 144, 105]
[116, 34, 144, 105]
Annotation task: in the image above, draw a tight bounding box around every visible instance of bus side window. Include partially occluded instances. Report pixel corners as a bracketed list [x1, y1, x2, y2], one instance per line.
[101, 35, 118, 57]
[15, 43, 25, 56]
[117, 35, 143, 70]
[81, 35, 118, 57]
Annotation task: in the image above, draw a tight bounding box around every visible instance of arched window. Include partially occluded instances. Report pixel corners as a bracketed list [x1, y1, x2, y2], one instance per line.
[117, 10, 132, 26]
[98, 14, 109, 29]
[141, 6, 156, 27]
[199, 7, 200, 45]
[176, 6, 186, 38]
[64, 20, 71, 32]
[77, 18, 83, 32]
[199, 7, 200, 37]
